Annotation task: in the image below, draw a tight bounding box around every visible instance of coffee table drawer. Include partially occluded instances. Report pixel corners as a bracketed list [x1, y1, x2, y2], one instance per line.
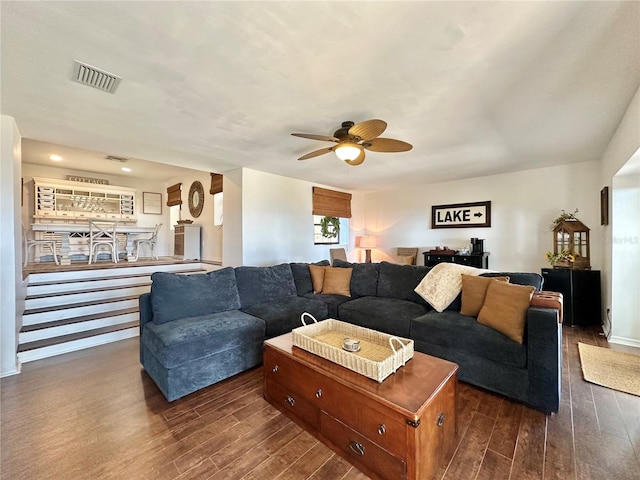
[265, 343, 406, 458]
[321, 412, 406, 480]
[264, 380, 320, 430]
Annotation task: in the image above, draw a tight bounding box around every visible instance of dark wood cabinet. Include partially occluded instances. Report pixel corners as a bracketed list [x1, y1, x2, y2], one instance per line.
[423, 252, 489, 269]
[541, 268, 602, 327]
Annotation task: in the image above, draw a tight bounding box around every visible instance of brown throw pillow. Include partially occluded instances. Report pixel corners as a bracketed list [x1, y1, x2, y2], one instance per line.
[477, 281, 535, 344]
[308, 265, 326, 294]
[460, 275, 510, 317]
[321, 267, 352, 296]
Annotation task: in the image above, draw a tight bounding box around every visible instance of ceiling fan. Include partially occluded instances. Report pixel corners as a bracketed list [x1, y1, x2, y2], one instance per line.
[291, 119, 412, 166]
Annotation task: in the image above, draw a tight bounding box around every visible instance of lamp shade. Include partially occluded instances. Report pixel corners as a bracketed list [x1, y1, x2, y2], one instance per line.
[357, 235, 377, 248]
[335, 142, 363, 162]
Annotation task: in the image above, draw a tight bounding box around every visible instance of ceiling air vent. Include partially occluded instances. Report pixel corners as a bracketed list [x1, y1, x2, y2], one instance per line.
[72, 60, 122, 94]
[105, 155, 128, 163]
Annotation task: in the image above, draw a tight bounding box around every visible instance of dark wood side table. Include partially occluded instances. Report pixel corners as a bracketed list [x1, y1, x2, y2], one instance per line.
[541, 268, 601, 327]
[423, 252, 489, 269]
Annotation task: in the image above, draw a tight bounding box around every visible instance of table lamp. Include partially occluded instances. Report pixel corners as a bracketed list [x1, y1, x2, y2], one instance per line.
[357, 235, 377, 263]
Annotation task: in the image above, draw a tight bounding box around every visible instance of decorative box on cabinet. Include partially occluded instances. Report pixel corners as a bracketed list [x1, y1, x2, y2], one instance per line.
[174, 224, 201, 260]
[423, 252, 489, 269]
[541, 268, 601, 327]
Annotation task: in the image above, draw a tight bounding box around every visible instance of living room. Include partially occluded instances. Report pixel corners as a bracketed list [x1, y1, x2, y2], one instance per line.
[1, 2, 639, 479]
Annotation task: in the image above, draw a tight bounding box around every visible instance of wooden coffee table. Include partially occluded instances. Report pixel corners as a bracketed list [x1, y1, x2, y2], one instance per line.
[263, 333, 459, 480]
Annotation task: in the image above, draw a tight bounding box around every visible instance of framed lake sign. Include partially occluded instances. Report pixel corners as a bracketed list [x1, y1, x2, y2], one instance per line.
[431, 201, 491, 229]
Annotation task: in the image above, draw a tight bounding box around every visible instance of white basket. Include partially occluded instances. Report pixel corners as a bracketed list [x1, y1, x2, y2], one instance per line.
[292, 313, 414, 383]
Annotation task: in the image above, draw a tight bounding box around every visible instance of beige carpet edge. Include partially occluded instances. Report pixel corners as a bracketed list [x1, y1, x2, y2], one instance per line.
[578, 342, 640, 397]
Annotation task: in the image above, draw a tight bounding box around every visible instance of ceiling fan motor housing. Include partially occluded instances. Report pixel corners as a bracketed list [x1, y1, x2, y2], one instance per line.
[334, 121, 355, 141]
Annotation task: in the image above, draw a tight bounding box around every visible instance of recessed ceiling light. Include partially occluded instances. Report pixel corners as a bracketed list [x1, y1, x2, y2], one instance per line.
[121, 167, 132, 172]
[49, 155, 63, 161]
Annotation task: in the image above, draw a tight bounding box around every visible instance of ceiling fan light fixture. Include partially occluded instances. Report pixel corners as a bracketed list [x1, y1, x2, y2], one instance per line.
[334, 142, 363, 162]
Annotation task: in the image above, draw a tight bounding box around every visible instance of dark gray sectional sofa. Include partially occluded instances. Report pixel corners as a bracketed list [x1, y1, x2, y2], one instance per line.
[139, 260, 562, 413]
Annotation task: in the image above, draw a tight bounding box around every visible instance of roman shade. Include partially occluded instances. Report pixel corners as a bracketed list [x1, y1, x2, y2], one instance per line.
[210, 173, 223, 195]
[312, 187, 352, 218]
[166, 183, 182, 207]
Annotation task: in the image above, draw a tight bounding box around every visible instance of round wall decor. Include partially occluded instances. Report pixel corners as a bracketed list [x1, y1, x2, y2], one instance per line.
[188, 181, 204, 218]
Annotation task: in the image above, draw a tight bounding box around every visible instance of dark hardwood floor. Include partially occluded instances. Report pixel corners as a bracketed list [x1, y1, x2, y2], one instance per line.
[1, 326, 639, 480]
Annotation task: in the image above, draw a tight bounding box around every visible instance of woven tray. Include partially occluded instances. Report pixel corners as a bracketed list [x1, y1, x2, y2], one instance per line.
[291, 314, 414, 383]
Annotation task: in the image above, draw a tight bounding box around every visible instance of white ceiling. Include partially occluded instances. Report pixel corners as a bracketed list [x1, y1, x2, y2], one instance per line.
[2, 1, 639, 191]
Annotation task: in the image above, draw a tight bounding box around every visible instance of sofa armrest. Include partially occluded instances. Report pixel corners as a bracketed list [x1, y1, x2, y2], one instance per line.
[139, 293, 153, 334]
[526, 306, 562, 413]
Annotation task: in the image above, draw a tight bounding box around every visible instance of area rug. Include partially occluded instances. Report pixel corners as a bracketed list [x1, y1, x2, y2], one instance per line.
[578, 342, 640, 396]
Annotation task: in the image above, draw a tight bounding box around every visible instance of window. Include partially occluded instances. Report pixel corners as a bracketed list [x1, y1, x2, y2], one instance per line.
[169, 205, 180, 230]
[314, 215, 349, 245]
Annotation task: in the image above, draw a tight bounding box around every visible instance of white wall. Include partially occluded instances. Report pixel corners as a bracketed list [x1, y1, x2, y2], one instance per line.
[1, 116, 24, 376]
[166, 170, 222, 262]
[599, 86, 640, 342]
[611, 173, 640, 346]
[228, 168, 363, 267]
[362, 161, 602, 273]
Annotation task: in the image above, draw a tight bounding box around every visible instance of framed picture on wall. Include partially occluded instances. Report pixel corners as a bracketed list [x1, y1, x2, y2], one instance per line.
[600, 186, 609, 226]
[143, 192, 162, 215]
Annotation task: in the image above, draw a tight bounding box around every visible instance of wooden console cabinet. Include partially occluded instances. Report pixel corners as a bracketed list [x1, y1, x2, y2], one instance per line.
[423, 252, 489, 269]
[541, 268, 602, 327]
[174, 224, 201, 260]
[264, 334, 459, 480]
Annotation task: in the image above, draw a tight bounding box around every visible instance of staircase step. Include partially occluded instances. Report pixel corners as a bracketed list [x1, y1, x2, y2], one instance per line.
[27, 268, 204, 288]
[26, 263, 205, 284]
[17, 323, 140, 363]
[23, 296, 140, 325]
[21, 307, 139, 333]
[25, 283, 150, 310]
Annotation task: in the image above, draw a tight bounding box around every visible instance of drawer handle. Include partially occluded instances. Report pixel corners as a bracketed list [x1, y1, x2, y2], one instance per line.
[285, 396, 295, 407]
[437, 412, 445, 427]
[272, 365, 278, 373]
[349, 441, 366, 456]
[377, 424, 386, 435]
[315, 389, 323, 398]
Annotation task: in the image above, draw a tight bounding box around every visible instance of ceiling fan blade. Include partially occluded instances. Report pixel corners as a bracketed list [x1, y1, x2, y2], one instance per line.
[348, 119, 387, 141]
[291, 133, 339, 142]
[344, 149, 365, 166]
[364, 138, 413, 152]
[298, 146, 335, 160]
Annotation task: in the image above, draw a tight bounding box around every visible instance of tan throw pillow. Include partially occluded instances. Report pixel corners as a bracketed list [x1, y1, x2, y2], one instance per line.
[460, 275, 510, 317]
[477, 281, 535, 344]
[322, 267, 352, 296]
[308, 264, 326, 294]
[395, 255, 415, 265]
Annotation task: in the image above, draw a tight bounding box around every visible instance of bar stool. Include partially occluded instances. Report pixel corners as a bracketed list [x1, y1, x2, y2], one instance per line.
[88, 220, 119, 264]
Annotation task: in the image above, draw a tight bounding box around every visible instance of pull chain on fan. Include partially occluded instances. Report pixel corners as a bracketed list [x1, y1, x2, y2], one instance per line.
[291, 119, 412, 166]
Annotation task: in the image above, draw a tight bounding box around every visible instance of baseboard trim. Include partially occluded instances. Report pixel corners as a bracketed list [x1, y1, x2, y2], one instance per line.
[609, 335, 640, 348]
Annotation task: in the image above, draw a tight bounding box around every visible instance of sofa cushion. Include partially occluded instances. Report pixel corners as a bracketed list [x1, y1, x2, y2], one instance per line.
[478, 281, 535, 344]
[303, 293, 351, 318]
[235, 263, 297, 308]
[377, 261, 431, 306]
[410, 311, 527, 368]
[460, 275, 510, 317]
[480, 272, 543, 291]
[332, 259, 380, 298]
[290, 260, 330, 296]
[141, 310, 265, 368]
[309, 264, 326, 293]
[414, 263, 489, 313]
[322, 267, 352, 296]
[241, 296, 328, 338]
[338, 296, 428, 338]
[150, 268, 240, 324]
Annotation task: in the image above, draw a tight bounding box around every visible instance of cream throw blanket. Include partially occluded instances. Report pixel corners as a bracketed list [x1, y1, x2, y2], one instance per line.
[415, 263, 493, 312]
